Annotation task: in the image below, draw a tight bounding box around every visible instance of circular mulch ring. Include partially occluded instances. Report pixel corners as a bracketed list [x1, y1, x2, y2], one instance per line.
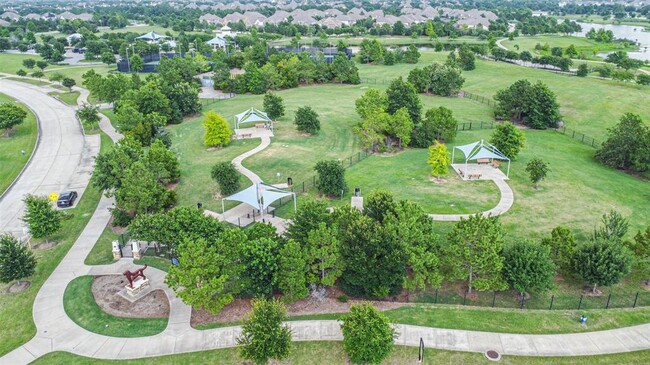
[485, 350, 501, 362]
[32, 241, 58, 250]
[7, 281, 31, 293]
[91, 275, 169, 318]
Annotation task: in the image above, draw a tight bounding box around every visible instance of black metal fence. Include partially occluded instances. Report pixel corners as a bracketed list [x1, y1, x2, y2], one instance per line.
[267, 150, 373, 211]
[556, 126, 602, 148]
[201, 93, 235, 107]
[456, 121, 495, 131]
[461, 91, 495, 107]
[414, 288, 650, 310]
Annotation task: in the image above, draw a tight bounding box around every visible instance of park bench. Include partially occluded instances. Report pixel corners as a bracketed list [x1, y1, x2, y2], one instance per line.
[255, 123, 265, 128]
[477, 158, 490, 165]
[468, 173, 482, 180]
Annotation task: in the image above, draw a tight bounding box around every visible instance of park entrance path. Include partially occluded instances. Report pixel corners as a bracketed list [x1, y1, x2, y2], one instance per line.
[0, 78, 99, 238]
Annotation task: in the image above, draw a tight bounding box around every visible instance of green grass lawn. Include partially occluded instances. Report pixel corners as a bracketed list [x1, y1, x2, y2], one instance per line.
[47, 91, 80, 106]
[43, 64, 114, 86]
[0, 53, 43, 74]
[63, 276, 168, 337]
[271, 35, 487, 47]
[32, 342, 650, 365]
[0, 133, 112, 357]
[554, 14, 650, 29]
[0, 93, 37, 195]
[84, 226, 120, 266]
[5, 77, 50, 86]
[500, 35, 636, 59]
[357, 51, 650, 140]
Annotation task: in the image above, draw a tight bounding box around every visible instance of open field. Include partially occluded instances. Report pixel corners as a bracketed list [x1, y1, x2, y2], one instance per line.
[0, 53, 43, 74]
[0, 133, 111, 357]
[30, 342, 650, 365]
[555, 14, 650, 29]
[359, 51, 650, 139]
[270, 35, 488, 47]
[5, 77, 50, 86]
[500, 35, 637, 58]
[64, 276, 168, 337]
[48, 91, 80, 106]
[0, 93, 38, 196]
[43, 64, 114, 86]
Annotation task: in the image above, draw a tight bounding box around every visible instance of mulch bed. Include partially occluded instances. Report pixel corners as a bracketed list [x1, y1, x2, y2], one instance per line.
[91, 275, 169, 318]
[191, 286, 408, 328]
[7, 281, 30, 293]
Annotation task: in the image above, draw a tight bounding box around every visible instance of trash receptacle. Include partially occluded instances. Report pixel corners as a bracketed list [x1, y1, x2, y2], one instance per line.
[287, 177, 293, 186]
[354, 188, 361, 197]
[197, 202, 203, 209]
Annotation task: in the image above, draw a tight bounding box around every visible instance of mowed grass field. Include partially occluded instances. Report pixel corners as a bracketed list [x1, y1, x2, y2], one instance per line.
[0, 92, 38, 195]
[500, 35, 635, 57]
[0, 53, 43, 74]
[358, 51, 650, 139]
[31, 342, 650, 365]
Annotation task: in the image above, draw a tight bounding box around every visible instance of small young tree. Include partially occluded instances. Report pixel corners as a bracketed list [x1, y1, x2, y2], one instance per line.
[502, 241, 555, 298]
[294, 106, 320, 134]
[541, 226, 577, 272]
[630, 227, 650, 257]
[22, 195, 61, 244]
[427, 141, 451, 182]
[0, 234, 37, 285]
[574, 238, 632, 293]
[278, 239, 308, 303]
[35, 60, 48, 71]
[0, 103, 28, 137]
[314, 160, 346, 197]
[237, 298, 292, 365]
[210, 162, 240, 196]
[31, 71, 44, 79]
[305, 222, 343, 286]
[76, 103, 100, 130]
[576, 63, 589, 77]
[593, 210, 629, 242]
[16, 69, 27, 77]
[263, 92, 285, 120]
[595, 113, 650, 172]
[340, 302, 396, 365]
[62, 77, 76, 91]
[203, 111, 232, 147]
[22, 59, 36, 69]
[130, 54, 144, 73]
[525, 158, 550, 189]
[489, 123, 526, 160]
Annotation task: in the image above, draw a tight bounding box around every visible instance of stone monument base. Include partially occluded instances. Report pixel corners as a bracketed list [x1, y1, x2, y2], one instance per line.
[119, 277, 151, 302]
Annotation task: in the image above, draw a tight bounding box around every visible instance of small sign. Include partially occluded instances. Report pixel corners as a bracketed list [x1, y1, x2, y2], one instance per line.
[48, 192, 59, 202]
[418, 338, 424, 363]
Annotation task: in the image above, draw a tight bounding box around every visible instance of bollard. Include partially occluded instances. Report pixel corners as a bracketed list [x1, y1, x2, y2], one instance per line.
[549, 295, 554, 310]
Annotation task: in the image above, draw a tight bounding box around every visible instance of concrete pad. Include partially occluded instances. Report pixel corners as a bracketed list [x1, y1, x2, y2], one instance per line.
[0, 346, 36, 365]
[530, 335, 570, 356]
[93, 337, 129, 359]
[466, 331, 504, 353]
[587, 331, 629, 354]
[499, 334, 539, 356]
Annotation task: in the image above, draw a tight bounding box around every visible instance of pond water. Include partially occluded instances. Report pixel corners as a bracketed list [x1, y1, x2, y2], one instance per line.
[572, 22, 650, 61]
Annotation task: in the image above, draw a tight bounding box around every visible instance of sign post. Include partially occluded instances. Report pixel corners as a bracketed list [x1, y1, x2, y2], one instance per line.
[418, 337, 424, 363]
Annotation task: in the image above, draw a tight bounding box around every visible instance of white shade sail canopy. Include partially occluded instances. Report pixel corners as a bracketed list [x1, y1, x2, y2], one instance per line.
[222, 183, 296, 215]
[452, 139, 511, 177]
[206, 36, 227, 47]
[235, 108, 273, 129]
[136, 31, 169, 41]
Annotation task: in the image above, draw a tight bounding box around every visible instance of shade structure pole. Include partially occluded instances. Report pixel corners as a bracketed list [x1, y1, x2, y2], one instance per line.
[293, 193, 297, 213]
[452, 148, 455, 163]
[221, 199, 225, 214]
[507, 160, 511, 178]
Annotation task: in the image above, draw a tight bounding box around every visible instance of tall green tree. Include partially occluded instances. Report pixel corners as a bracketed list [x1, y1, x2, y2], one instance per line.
[355, 88, 387, 120]
[278, 239, 308, 302]
[0, 234, 37, 285]
[403, 44, 420, 63]
[340, 302, 396, 365]
[502, 241, 555, 297]
[489, 123, 526, 160]
[76, 103, 100, 130]
[116, 161, 175, 216]
[285, 199, 331, 245]
[0, 103, 28, 137]
[494, 80, 561, 129]
[314, 160, 346, 197]
[458, 44, 476, 71]
[203, 111, 232, 147]
[427, 141, 451, 181]
[305, 222, 343, 286]
[386, 77, 421, 123]
[446, 214, 508, 293]
[593, 210, 629, 242]
[239, 237, 281, 297]
[237, 298, 292, 365]
[93, 135, 143, 193]
[23, 195, 61, 244]
[412, 106, 458, 147]
[330, 52, 360, 84]
[595, 113, 650, 172]
[130, 54, 143, 72]
[574, 238, 632, 293]
[62, 77, 76, 92]
[263, 92, 285, 120]
[166, 238, 236, 314]
[294, 106, 320, 135]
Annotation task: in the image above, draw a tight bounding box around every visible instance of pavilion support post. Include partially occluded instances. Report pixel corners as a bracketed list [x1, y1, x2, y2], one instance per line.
[507, 160, 511, 178]
[452, 148, 455, 163]
[293, 193, 297, 213]
[221, 199, 225, 214]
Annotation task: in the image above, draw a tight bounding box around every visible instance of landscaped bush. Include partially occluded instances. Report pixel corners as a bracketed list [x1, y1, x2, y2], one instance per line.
[210, 162, 241, 196]
[294, 106, 320, 135]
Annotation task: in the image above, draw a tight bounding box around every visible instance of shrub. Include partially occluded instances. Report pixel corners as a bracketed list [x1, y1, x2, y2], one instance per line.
[341, 302, 396, 364]
[489, 123, 526, 160]
[314, 160, 346, 197]
[294, 106, 320, 135]
[210, 162, 240, 196]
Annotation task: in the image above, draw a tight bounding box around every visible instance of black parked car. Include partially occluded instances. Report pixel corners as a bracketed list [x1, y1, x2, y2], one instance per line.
[57, 191, 78, 208]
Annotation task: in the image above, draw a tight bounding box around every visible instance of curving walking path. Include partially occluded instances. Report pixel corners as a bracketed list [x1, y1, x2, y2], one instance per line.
[2, 87, 650, 364]
[428, 178, 514, 221]
[0, 78, 99, 238]
[231, 135, 271, 185]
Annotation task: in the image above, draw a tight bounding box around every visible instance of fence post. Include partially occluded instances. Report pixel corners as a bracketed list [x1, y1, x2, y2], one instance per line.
[492, 292, 496, 307]
[578, 295, 583, 310]
[434, 289, 438, 304]
[549, 295, 554, 310]
[572, 130, 576, 138]
[520, 296, 525, 309]
[358, 151, 361, 161]
[633, 292, 639, 308]
[302, 181, 305, 193]
[463, 291, 467, 306]
[605, 294, 611, 309]
[238, 217, 241, 228]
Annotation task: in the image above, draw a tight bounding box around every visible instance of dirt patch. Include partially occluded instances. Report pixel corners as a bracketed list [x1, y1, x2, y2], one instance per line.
[428, 176, 447, 184]
[107, 216, 127, 234]
[191, 286, 408, 328]
[7, 281, 30, 293]
[91, 275, 169, 318]
[32, 241, 58, 250]
[583, 287, 603, 297]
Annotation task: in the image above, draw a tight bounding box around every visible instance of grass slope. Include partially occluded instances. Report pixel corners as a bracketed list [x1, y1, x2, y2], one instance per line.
[0, 93, 38, 195]
[63, 276, 167, 337]
[32, 342, 650, 365]
[0, 53, 43, 74]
